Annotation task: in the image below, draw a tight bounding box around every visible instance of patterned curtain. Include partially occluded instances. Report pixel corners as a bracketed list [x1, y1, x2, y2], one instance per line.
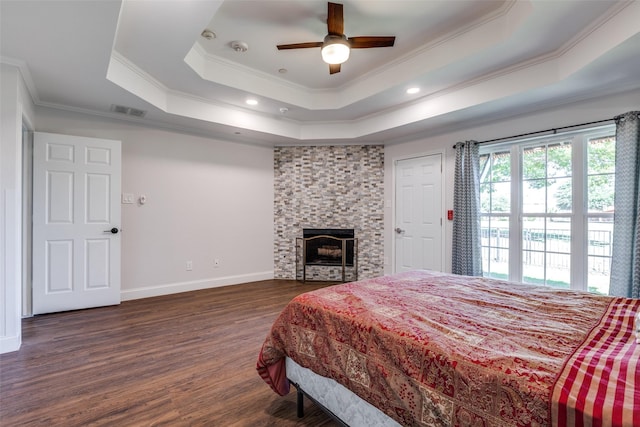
[452, 141, 482, 276]
[610, 111, 640, 298]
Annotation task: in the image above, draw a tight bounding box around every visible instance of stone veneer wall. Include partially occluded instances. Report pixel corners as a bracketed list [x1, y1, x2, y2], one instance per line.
[274, 145, 384, 280]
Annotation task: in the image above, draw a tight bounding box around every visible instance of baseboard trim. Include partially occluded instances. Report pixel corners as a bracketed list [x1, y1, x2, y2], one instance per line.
[120, 271, 274, 301]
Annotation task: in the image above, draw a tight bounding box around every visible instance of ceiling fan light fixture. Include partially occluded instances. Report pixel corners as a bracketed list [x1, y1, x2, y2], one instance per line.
[276, 2, 395, 74]
[321, 35, 350, 65]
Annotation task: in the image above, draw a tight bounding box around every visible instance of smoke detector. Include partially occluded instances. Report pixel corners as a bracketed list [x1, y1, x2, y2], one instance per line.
[230, 41, 249, 52]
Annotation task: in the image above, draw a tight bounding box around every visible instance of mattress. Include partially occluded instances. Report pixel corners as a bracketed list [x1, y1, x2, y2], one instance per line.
[286, 356, 400, 427]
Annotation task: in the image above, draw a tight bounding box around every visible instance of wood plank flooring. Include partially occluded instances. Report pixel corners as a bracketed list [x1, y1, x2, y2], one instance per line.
[0, 280, 340, 426]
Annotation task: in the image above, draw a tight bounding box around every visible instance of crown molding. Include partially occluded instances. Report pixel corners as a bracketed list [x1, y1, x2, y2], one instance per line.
[1, 56, 40, 104]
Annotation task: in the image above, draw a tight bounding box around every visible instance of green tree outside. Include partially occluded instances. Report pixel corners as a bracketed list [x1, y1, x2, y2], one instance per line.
[480, 137, 615, 213]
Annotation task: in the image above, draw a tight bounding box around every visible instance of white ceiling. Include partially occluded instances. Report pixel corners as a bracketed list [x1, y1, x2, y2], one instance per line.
[1, 0, 639, 146]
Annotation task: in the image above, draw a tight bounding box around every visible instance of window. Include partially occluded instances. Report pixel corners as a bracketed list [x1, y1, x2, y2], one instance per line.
[480, 126, 615, 294]
[586, 135, 615, 293]
[479, 151, 511, 280]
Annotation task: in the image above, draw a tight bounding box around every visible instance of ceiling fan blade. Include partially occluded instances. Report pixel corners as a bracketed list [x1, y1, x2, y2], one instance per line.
[329, 63, 341, 74]
[277, 42, 323, 50]
[348, 36, 396, 49]
[327, 2, 344, 35]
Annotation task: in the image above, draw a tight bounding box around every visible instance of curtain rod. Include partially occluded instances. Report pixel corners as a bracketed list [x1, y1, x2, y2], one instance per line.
[453, 117, 615, 149]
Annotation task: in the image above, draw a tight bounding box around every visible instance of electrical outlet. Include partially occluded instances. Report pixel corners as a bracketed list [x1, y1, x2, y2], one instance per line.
[186, 261, 193, 271]
[214, 258, 220, 268]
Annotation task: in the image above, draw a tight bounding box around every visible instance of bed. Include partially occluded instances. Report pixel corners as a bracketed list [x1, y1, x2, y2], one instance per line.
[257, 270, 640, 426]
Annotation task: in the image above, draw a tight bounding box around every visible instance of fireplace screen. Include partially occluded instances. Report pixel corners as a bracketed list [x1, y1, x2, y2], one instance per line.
[303, 228, 355, 266]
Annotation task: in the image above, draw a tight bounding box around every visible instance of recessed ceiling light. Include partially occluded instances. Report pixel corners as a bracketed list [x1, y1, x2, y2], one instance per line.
[201, 29, 216, 40]
[231, 41, 249, 52]
[246, 99, 258, 106]
[406, 87, 420, 94]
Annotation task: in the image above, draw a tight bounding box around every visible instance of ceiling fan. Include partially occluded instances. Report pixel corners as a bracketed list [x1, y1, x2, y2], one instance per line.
[276, 2, 395, 75]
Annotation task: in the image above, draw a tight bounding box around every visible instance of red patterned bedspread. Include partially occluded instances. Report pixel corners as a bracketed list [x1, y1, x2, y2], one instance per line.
[257, 270, 640, 426]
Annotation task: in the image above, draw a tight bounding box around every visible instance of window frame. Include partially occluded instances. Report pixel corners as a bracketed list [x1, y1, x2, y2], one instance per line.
[479, 125, 615, 292]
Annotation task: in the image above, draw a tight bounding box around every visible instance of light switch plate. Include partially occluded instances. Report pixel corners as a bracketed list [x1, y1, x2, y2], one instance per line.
[121, 193, 135, 204]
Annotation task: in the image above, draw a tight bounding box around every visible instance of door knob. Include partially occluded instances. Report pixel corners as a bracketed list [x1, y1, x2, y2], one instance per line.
[104, 227, 119, 234]
[395, 227, 405, 234]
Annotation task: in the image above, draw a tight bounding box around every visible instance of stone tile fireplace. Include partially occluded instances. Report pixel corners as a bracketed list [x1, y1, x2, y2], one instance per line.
[274, 145, 384, 280]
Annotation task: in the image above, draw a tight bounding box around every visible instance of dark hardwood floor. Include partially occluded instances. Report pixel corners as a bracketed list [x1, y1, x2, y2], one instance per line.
[0, 280, 340, 426]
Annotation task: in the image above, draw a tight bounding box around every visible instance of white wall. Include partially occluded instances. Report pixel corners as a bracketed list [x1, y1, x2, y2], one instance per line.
[35, 107, 274, 301]
[384, 89, 640, 276]
[1, 64, 35, 353]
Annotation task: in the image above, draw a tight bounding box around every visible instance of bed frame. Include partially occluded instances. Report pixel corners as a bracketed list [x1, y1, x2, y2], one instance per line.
[291, 382, 348, 426]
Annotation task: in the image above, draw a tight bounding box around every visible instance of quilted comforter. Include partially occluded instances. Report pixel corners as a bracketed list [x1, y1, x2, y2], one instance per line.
[257, 270, 640, 426]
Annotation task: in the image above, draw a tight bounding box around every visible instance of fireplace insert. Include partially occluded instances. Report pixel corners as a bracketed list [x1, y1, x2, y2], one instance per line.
[303, 228, 355, 266]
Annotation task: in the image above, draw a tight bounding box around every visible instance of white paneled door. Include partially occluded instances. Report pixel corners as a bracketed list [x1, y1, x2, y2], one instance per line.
[32, 132, 121, 315]
[395, 154, 443, 273]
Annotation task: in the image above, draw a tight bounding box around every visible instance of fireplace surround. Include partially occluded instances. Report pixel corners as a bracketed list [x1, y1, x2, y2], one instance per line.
[273, 145, 384, 280]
